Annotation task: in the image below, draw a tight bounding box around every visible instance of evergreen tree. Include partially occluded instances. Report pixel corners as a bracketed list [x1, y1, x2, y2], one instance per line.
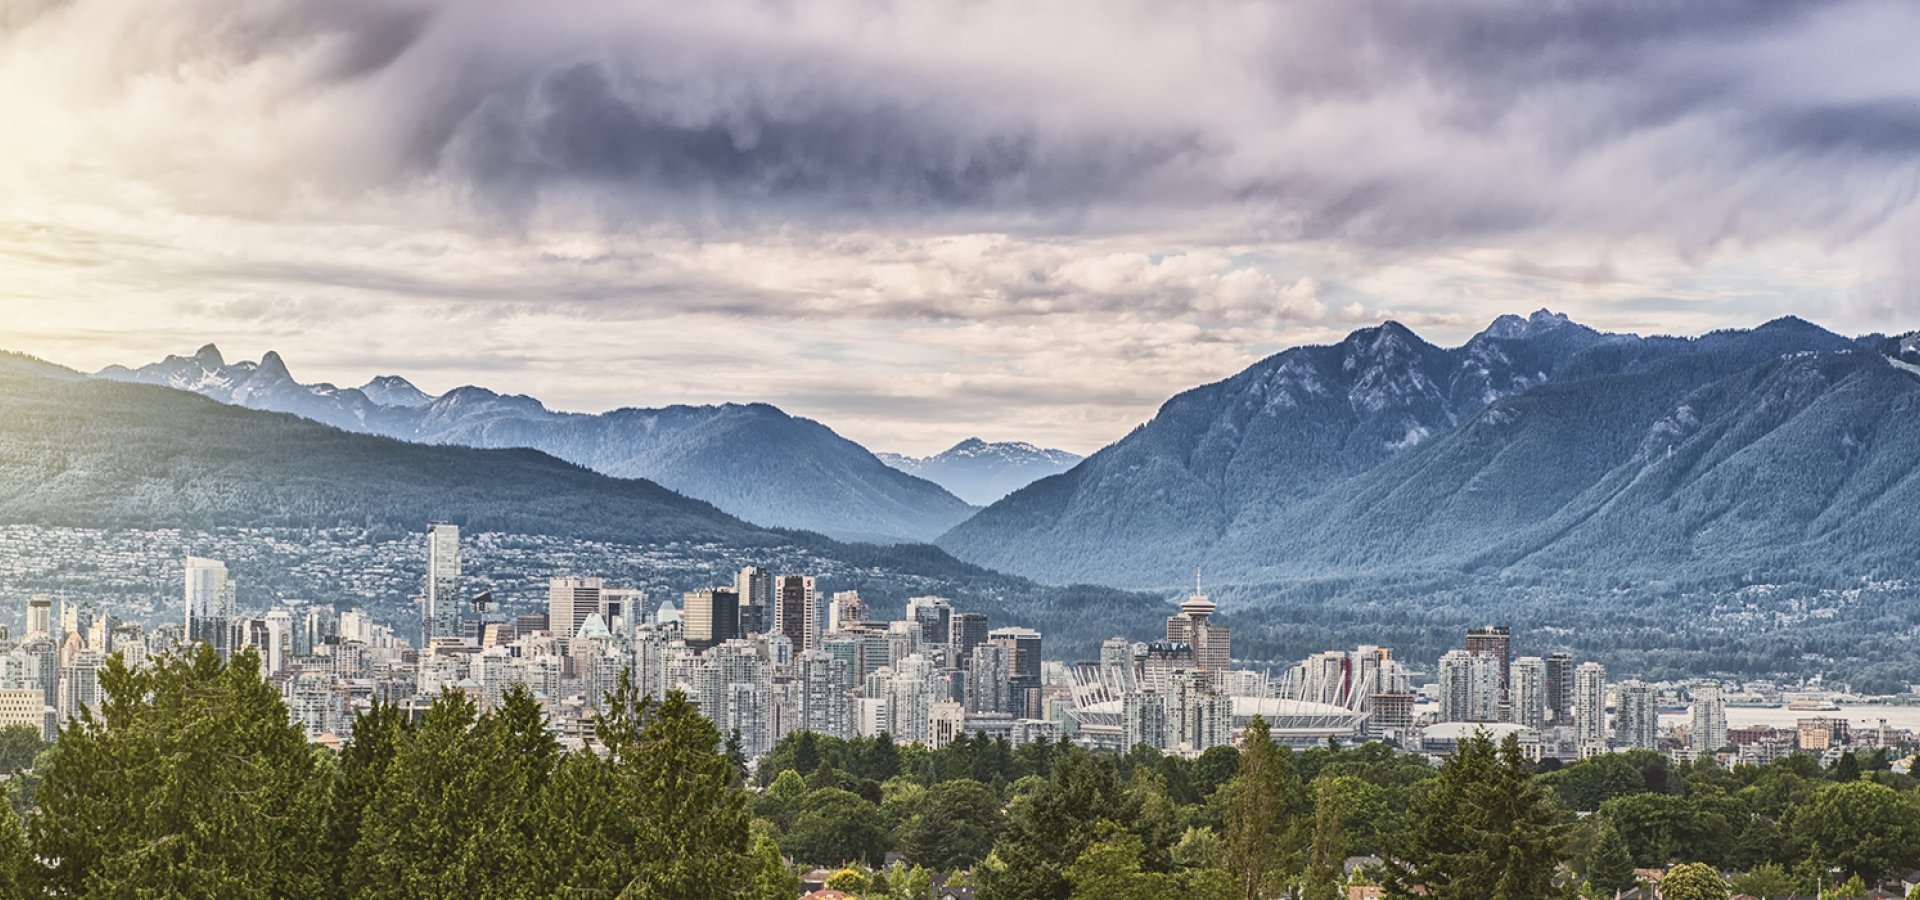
[743, 820, 802, 900]
[351, 685, 558, 896]
[350, 688, 493, 897]
[0, 786, 27, 898]
[329, 700, 409, 897]
[1303, 774, 1349, 900]
[29, 646, 329, 898]
[1221, 715, 1306, 900]
[525, 675, 753, 896]
[1585, 819, 1637, 896]
[1384, 732, 1571, 900]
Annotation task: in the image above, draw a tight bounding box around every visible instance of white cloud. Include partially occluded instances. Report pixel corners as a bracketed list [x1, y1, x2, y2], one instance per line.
[3, 0, 1920, 453]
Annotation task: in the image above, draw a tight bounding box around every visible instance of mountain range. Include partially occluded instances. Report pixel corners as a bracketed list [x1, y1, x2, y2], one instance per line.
[878, 439, 1083, 505]
[98, 347, 976, 544]
[17, 310, 1920, 679]
[0, 351, 1161, 647]
[939, 312, 1920, 592]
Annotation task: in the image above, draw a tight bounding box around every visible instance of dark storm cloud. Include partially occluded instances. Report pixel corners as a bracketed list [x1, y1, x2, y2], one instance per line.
[14, 0, 1920, 250]
[446, 60, 1210, 218]
[1769, 100, 1920, 158]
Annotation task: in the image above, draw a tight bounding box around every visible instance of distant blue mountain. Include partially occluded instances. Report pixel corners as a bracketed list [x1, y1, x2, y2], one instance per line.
[98, 349, 973, 544]
[878, 438, 1083, 505]
[939, 312, 1920, 590]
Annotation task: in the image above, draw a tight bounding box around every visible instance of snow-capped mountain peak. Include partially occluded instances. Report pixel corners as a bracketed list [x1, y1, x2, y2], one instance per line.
[359, 375, 436, 408]
[880, 438, 1084, 505]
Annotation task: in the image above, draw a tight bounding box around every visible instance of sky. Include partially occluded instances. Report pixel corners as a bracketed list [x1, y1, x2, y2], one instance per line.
[2, 0, 1919, 456]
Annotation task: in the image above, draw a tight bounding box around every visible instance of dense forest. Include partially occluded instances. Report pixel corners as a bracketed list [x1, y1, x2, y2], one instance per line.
[0, 649, 1916, 898]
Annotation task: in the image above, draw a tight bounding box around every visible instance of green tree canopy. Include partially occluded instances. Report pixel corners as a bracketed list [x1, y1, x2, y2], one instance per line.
[899, 778, 1005, 872]
[1783, 779, 1920, 885]
[782, 787, 891, 867]
[978, 751, 1137, 900]
[1659, 861, 1728, 900]
[29, 646, 329, 898]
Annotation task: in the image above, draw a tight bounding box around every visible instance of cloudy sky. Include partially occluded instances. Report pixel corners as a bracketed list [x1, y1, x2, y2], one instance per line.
[3, 0, 1918, 454]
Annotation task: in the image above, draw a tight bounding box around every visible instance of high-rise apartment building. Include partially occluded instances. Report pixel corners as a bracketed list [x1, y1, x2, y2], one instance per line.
[25, 596, 50, 639]
[1299, 651, 1355, 706]
[988, 627, 1042, 680]
[906, 596, 952, 649]
[184, 556, 236, 660]
[262, 608, 293, 675]
[736, 567, 774, 635]
[775, 575, 819, 653]
[828, 590, 865, 635]
[1545, 652, 1575, 724]
[1615, 679, 1658, 751]
[988, 626, 1043, 718]
[1464, 625, 1512, 707]
[1437, 650, 1501, 723]
[548, 576, 605, 649]
[1574, 662, 1608, 749]
[599, 587, 643, 634]
[1692, 682, 1728, 753]
[682, 587, 740, 651]
[59, 649, 104, 720]
[949, 612, 989, 666]
[884, 654, 936, 746]
[1508, 656, 1548, 730]
[424, 524, 462, 644]
[1099, 637, 1136, 694]
[967, 642, 1012, 715]
[799, 650, 851, 739]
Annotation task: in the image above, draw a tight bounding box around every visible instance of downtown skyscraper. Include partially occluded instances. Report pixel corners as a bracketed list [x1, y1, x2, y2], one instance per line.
[775, 575, 818, 654]
[423, 524, 462, 644]
[184, 556, 235, 660]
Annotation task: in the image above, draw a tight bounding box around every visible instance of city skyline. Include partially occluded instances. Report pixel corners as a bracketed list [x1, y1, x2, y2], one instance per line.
[6, 2, 1920, 454]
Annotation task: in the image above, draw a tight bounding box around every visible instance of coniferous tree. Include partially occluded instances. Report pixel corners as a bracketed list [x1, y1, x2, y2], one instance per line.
[351, 686, 557, 897]
[1303, 774, 1350, 900]
[329, 700, 409, 898]
[1221, 716, 1306, 900]
[1585, 820, 1637, 896]
[1384, 732, 1571, 900]
[0, 786, 27, 897]
[523, 674, 753, 896]
[744, 819, 802, 900]
[29, 646, 329, 898]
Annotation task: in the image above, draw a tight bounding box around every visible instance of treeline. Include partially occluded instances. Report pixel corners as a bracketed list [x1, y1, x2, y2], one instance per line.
[1, 648, 1918, 898]
[0, 646, 792, 898]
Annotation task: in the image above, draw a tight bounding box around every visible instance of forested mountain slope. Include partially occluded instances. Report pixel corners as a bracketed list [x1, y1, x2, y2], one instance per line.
[941, 314, 1920, 591]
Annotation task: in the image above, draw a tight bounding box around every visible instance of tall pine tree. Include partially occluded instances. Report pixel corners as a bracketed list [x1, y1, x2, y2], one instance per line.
[1384, 732, 1571, 900]
[1221, 716, 1306, 900]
